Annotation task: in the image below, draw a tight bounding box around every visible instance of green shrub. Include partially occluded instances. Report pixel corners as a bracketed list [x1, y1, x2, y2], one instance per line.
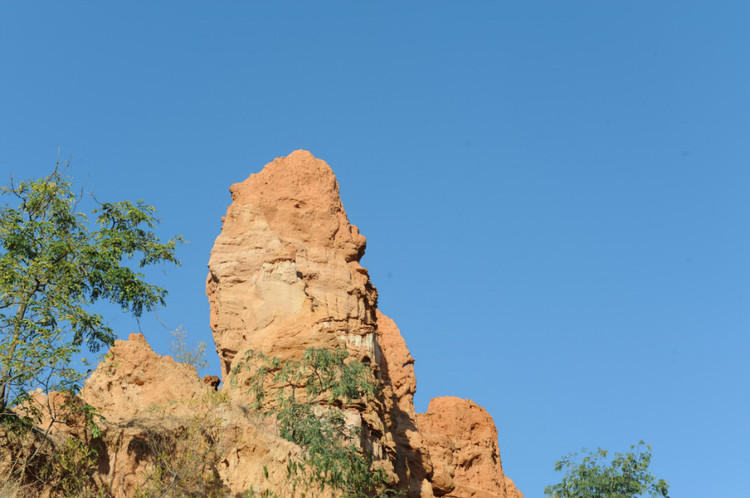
[545, 440, 670, 498]
[233, 347, 398, 498]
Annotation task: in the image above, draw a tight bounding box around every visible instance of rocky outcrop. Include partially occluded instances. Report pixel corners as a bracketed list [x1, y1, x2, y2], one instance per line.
[377, 310, 448, 496]
[203, 150, 520, 497]
[5, 150, 522, 498]
[205, 149, 400, 487]
[206, 150, 377, 380]
[417, 397, 523, 498]
[77, 333, 306, 497]
[81, 333, 207, 419]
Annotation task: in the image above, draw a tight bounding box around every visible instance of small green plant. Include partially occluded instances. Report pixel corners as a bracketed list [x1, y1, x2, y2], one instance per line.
[0, 428, 110, 498]
[544, 440, 670, 498]
[51, 436, 101, 498]
[169, 325, 209, 370]
[0, 390, 111, 498]
[60, 394, 105, 439]
[233, 347, 397, 498]
[242, 488, 279, 498]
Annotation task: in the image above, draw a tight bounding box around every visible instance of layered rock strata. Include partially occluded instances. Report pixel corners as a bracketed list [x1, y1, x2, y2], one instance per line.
[206, 150, 377, 381]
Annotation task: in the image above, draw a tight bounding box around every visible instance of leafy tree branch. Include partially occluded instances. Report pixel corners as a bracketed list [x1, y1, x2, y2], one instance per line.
[0, 159, 182, 429]
[544, 440, 670, 498]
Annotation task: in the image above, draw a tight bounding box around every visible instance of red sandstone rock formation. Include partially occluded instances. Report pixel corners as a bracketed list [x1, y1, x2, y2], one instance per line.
[78, 333, 305, 497]
[5, 150, 522, 498]
[206, 150, 431, 494]
[377, 310, 449, 496]
[206, 150, 377, 380]
[203, 150, 520, 497]
[82, 333, 207, 419]
[417, 397, 524, 498]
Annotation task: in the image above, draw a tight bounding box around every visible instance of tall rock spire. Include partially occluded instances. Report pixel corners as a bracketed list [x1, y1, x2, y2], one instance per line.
[203, 150, 522, 497]
[207, 150, 377, 379]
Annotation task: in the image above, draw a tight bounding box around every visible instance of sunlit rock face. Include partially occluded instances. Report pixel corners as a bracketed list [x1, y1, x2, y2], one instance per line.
[206, 150, 437, 495]
[203, 150, 522, 497]
[81, 333, 206, 420]
[417, 397, 524, 498]
[79, 333, 308, 497]
[206, 150, 378, 379]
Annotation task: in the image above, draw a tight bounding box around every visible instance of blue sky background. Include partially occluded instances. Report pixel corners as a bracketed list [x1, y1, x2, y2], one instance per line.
[1, 2, 748, 496]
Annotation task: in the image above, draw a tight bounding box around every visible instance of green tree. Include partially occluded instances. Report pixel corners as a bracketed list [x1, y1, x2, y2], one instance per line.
[544, 441, 670, 498]
[0, 161, 182, 427]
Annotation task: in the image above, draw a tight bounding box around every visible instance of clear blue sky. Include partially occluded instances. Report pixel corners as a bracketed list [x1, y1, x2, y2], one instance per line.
[1, 2, 748, 496]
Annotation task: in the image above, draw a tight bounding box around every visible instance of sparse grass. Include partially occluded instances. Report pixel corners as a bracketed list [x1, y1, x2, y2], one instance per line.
[133, 390, 232, 498]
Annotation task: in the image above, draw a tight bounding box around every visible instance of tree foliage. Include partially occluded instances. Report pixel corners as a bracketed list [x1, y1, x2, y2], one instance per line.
[0, 161, 182, 426]
[544, 441, 670, 498]
[233, 347, 397, 498]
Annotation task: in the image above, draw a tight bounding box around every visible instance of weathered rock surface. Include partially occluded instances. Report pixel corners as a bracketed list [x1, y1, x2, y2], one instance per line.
[416, 397, 524, 498]
[377, 310, 446, 496]
[204, 150, 520, 497]
[5, 151, 522, 498]
[206, 149, 377, 381]
[81, 333, 207, 419]
[206, 150, 419, 492]
[76, 333, 307, 497]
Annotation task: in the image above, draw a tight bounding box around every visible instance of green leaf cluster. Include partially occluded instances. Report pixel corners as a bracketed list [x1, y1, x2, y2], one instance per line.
[50, 436, 102, 497]
[544, 440, 670, 498]
[0, 163, 182, 426]
[233, 347, 397, 498]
